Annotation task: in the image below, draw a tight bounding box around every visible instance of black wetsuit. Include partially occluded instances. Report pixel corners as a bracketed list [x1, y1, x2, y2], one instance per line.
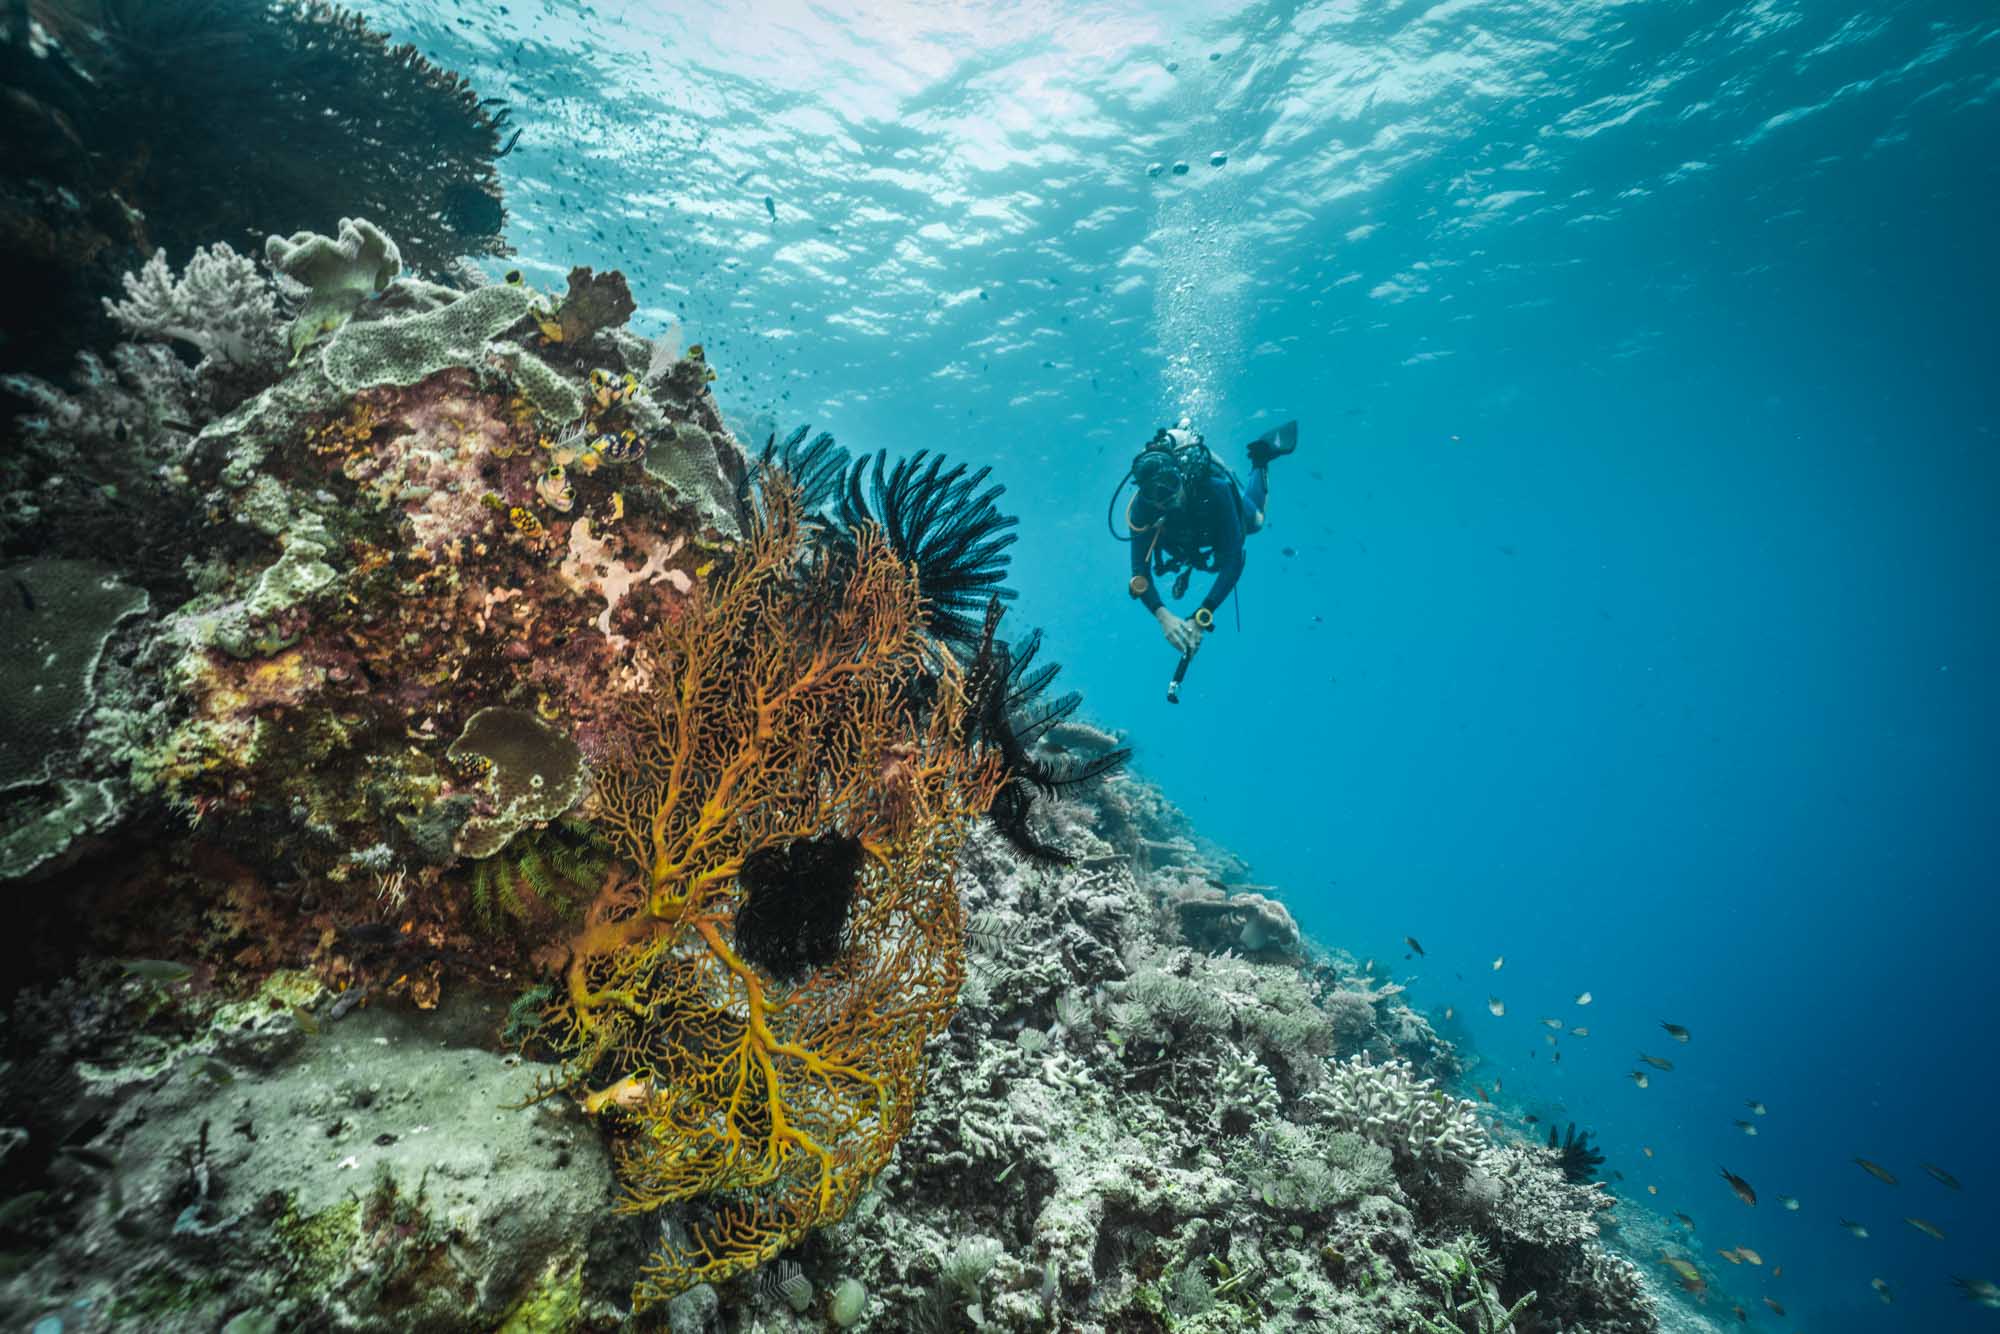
[1128, 469, 1266, 618]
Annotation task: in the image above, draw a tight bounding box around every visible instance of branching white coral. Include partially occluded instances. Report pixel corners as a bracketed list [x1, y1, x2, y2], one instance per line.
[1, 345, 199, 464]
[1473, 1143, 1615, 1248]
[104, 245, 280, 369]
[1310, 1054, 1484, 1172]
[1211, 1050, 1280, 1134]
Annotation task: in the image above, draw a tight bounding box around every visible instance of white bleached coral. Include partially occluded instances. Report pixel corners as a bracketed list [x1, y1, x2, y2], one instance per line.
[103, 243, 281, 369]
[1312, 1053, 1485, 1173]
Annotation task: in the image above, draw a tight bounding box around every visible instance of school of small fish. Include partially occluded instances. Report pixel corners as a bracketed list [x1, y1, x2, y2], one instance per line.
[1401, 929, 1979, 1319]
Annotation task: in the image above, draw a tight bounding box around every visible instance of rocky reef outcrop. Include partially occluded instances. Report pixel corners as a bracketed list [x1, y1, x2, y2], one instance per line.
[0, 222, 1681, 1332]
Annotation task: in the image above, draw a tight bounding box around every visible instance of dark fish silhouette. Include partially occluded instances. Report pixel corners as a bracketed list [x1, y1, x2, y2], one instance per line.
[1922, 1162, 1961, 1190]
[1854, 1158, 1898, 1185]
[1720, 1167, 1756, 1206]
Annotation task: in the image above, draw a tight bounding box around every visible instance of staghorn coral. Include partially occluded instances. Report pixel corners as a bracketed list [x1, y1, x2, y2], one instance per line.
[533, 480, 1001, 1309]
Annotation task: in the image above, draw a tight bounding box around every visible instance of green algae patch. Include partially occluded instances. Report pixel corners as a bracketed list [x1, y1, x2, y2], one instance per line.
[497, 1258, 584, 1334]
[273, 1196, 361, 1301]
[110, 1262, 229, 1323]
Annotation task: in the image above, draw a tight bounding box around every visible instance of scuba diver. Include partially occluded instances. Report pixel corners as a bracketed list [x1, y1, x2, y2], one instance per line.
[1110, 417, 1299, 701]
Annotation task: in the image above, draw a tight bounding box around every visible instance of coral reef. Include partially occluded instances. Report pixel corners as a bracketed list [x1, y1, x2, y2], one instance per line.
[0, 217, 1681, 1333]
[0, 1, 512, 379]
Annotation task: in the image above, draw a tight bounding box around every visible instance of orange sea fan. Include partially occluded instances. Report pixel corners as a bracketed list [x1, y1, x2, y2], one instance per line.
[536, 478, 1000, 1307]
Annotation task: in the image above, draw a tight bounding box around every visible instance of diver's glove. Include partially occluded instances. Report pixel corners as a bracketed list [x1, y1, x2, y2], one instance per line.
[1155, 607, 1204, 656]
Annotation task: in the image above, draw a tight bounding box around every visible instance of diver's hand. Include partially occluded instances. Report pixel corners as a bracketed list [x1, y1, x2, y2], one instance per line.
[1155, 607, 1203, 656]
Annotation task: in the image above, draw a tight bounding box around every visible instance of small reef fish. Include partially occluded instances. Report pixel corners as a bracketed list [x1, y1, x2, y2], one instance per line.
[1745, 1100, 1766, 1115]
[1778, 1195, 1799, 1210]
[1955, 1277, 2000, 1308]
[1661, 1021, 1691, 1043]
[1443, 1006, 1454, 1020]
[536, 463, 575, 512]
[119, 958, 194, 983]
[1717, 1248, 1742, 1265]
[1922, 1162, 1961, 1190]
[1575, 991, 1592, 1005]
[1628, 1071, 1650, 1088]
[1487, 996, 1505, 1017]
[1543, 1033, 1558, 1047]
[1730, 1304, 1746, 1323]
[1720, 1167, 1757, 1206]
[1840, 1218, 1868, 1238]
[1733, 1120, 1758, 1136]
[1403, 935, 1424, 956]
[1905, 1217, 1945, 1240]
[1736, 1247, 1763, 1266]
[1871, 1277, 1893, 1303]
[508, 506, 544, 538]
[1661, 1255, 1705, 1296]
[1638, 1053, 1675, 1071]
[1646, 1184, 1657, 1195]
[597, 429, 646, 464]
[1570, 1026, 1589, 1037]
[1854, 1158, 1898, 1185]
[1762, 1297, 1785, 1317]
[1674, 1212, 1696, 1230]
[1492, 956, 1504, 971]
[1642, 1146, 1654, 1158]
[1539, 1017, 1563, 1029]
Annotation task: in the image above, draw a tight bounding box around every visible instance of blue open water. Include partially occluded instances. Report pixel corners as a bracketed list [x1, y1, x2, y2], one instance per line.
[357, 2, 1998, 1327]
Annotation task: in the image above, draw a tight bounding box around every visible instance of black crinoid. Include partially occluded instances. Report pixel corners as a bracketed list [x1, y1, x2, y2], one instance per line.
[1547, 1122, 1606, 1183]
[733, 831, 866, 983]
[750, 426, 1018, 653]
[749, 427, 1128, 861]
[838, 449, 1019, 652]
[963, 598, 1131, 866]
[754, 424, 853, 516]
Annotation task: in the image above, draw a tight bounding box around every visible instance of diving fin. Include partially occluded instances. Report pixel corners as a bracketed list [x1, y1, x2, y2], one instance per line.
[1246, 419, 1299, 468]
